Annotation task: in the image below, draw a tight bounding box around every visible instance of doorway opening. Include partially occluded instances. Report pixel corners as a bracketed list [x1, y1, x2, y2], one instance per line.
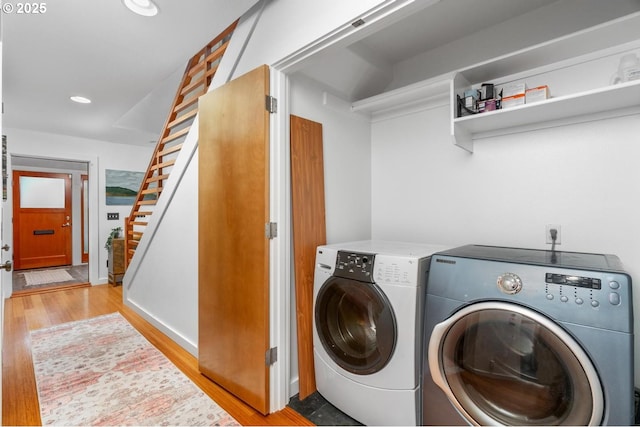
[11, 155, 90, 294]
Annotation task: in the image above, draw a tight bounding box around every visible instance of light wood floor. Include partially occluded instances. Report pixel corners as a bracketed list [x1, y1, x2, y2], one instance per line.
[2, 284, 313, 426]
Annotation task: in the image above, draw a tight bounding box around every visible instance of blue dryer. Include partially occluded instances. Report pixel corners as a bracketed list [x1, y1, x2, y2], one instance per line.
[422, 245, 634, 426]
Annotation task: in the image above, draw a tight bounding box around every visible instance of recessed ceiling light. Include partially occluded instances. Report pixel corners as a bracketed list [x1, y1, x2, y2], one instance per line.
[123, 0, 159, 17]
[70, 96, 92, 104]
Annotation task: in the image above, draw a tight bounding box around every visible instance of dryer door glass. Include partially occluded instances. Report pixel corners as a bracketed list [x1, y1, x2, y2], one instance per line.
[435, 303, 602, 426]
[315, 277, 396, 375]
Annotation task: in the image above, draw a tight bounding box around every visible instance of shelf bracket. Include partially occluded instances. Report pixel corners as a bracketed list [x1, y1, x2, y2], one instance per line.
[452, 125, 473, 153]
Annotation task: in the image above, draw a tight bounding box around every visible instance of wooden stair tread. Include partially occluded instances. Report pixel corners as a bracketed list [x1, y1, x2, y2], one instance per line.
[168, 109, 198, 129]
[141, 188, 161, 195]
[146, 174, 170, 184]
[174, 91, 205, 114]
[150, 159, 176, 171]
[204, 43, 228, 67]
[158, 143, 184, 157]
[180, 75, 207, 96]
[161, 126, 190, 144]
[188, 60, 207, 78]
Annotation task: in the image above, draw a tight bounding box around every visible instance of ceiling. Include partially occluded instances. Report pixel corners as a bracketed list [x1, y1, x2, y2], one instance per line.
[355, 0, 558, 66]
[2, 0, 256, 146]
[293, 0, 640, 102]
[3, 0, 639, 147]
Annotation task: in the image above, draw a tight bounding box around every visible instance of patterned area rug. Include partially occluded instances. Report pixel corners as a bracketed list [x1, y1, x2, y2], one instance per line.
[24, 269, 74, 286]
[30, 312, 240, 426]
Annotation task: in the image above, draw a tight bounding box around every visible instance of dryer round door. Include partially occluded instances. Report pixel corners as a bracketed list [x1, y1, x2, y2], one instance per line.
[315, 277, 396, 375]
[428, 301, 604, 426]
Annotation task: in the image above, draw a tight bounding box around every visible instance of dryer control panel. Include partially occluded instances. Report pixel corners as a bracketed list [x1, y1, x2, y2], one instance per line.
[545, 273, 602, 289]
[429, 255, 633, 333]
[334, 251, 375, 282]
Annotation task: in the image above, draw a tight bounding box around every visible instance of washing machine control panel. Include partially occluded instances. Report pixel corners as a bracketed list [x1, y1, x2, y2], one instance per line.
[334, 251, 375, 282]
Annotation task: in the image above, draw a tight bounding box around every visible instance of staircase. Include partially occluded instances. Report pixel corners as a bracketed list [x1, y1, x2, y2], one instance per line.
[124, 21, 238, 268]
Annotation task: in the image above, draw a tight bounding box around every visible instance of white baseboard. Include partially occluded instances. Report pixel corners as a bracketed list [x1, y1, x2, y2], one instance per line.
[123, 297, 198, 357]
[289, 376, 300, 398]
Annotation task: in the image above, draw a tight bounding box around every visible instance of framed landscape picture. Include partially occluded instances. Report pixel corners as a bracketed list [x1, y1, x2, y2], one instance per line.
[105, 169, 144, 205]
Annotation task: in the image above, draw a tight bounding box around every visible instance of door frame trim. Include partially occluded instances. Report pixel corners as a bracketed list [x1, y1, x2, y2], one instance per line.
[5, 153, 99, 296]
[268, 68, 290, 412]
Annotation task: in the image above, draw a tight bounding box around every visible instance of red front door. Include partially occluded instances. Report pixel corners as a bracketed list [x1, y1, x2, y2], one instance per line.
[13, 171, 73, 270]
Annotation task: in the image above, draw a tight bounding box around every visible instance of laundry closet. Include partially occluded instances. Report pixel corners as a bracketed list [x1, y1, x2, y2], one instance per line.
[284, 0, 640, 403]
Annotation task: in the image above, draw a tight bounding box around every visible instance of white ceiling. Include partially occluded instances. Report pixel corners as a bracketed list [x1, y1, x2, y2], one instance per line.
[356, 0, 558, 65]
[2, 0, 256, 146]
[293, 0, 640, 102]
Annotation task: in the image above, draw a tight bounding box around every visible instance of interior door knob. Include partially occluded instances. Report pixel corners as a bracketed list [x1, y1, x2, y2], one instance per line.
[1, 244, 9, 251]
[2, 260, 12, 272]
[62, 222, 71, 227]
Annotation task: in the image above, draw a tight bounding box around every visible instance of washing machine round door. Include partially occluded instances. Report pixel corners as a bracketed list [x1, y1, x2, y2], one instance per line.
[428, 301, 603, 426]
[315, 277, 396, 375]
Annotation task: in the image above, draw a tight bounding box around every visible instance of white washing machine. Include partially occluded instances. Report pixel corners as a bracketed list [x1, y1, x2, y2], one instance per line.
[422, 245, 634, 426]
[313, 240, 448, 426]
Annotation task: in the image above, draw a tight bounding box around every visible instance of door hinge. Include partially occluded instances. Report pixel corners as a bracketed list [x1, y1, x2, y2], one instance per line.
[265, 347, 278, 366]
[266, 95, 277, 113]
[265, 222, 278, 239]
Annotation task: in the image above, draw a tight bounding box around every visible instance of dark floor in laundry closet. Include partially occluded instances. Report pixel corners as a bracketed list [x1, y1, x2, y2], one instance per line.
[288, 392, 363, 426]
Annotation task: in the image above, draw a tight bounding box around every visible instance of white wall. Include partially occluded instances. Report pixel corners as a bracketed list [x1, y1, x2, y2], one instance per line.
[124, 141, 199, 354]
[370, 103, 640, 383]
[369, 3, 640, 387]
[290, 76, 372, 244]
[286, 75, 372, 393]
[2, 127, 153, 291]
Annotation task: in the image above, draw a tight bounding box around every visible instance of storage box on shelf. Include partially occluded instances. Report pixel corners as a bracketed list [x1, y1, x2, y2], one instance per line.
[525, 86, 550, 104]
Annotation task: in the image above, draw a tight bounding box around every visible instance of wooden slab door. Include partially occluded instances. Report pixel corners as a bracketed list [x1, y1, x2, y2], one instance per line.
[13, 171, 73, 270]
[290, 115, 326, 399]
[198, 65, 271, 414]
